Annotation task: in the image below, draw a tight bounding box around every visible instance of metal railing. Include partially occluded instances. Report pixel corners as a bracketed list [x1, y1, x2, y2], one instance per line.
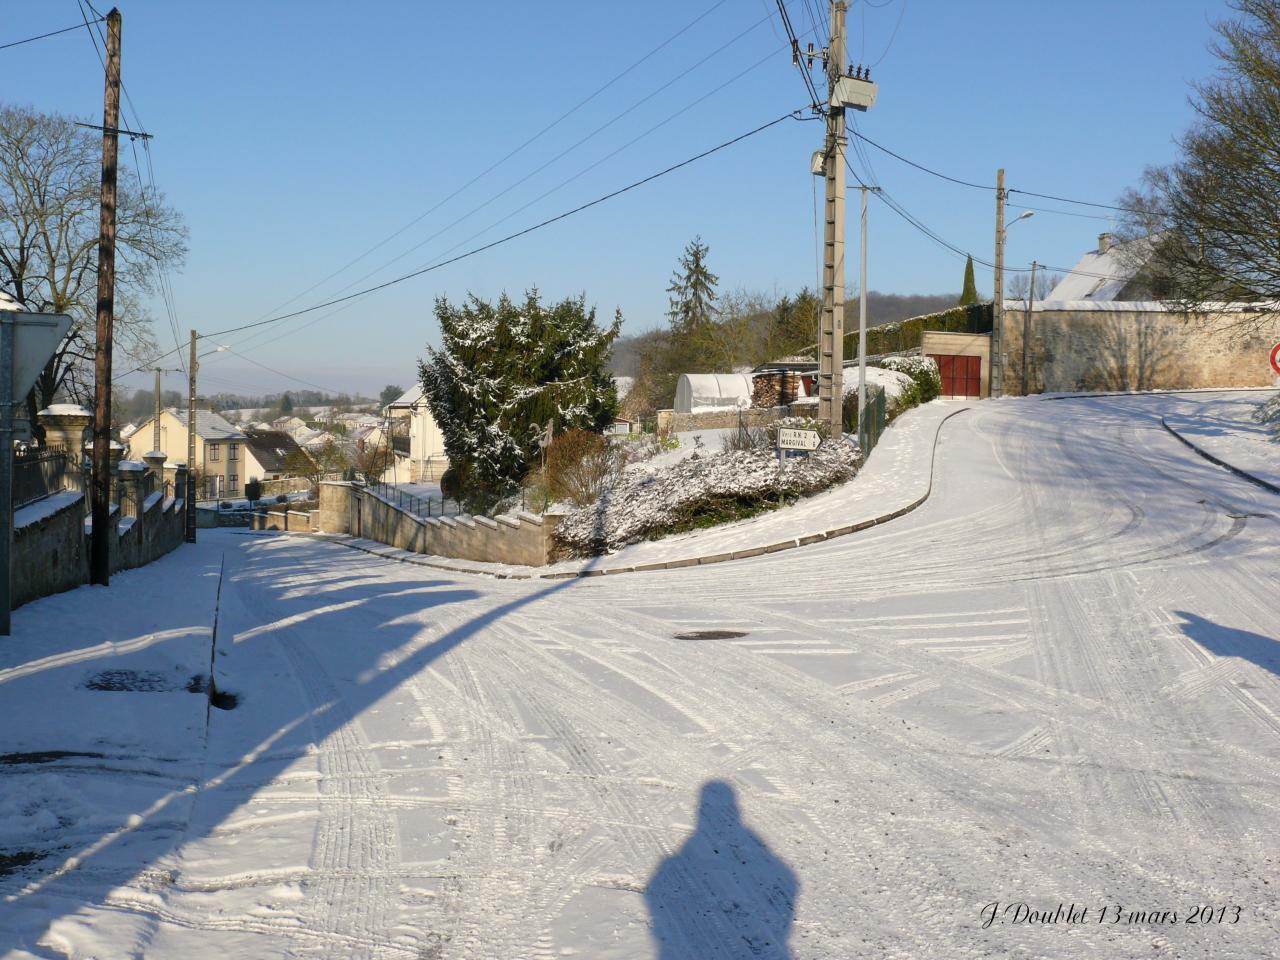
[369, 481, 461, 519]
[14, 444, 69, 509]
[855, 384, 887, 457]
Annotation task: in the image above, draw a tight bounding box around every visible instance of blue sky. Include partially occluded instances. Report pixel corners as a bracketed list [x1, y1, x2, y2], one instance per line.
[5, 0, 1231, 399]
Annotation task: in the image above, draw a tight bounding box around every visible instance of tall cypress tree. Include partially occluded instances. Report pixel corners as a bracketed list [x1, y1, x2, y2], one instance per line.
[958, 255, 979, 305]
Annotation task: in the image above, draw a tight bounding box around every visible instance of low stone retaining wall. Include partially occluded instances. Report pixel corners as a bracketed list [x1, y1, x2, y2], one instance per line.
[656, 403, 807, 435]
[314, 481, 563, 566]
[14, 487, 186, 609]
[250, 509, 317, 532]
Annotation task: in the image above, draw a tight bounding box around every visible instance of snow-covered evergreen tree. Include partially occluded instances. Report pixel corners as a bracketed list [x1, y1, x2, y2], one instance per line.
[418, 289, 620, 510]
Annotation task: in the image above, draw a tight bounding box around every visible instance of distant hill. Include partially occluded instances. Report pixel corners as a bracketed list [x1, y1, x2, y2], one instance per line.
[610, 291, 960, 376]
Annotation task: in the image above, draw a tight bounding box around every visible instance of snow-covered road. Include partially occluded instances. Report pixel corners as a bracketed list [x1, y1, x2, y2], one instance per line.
[3, 392, 1278, 959]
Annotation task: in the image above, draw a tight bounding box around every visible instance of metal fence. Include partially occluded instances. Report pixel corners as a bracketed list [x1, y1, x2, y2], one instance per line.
[368, 481, 461, 519]
[858, 385, 887, 456]
[14, 444, 69, 509]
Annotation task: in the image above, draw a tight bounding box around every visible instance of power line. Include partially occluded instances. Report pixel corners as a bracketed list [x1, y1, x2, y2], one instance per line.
[231, 0, 746, 333]
[116, 109, 808, 374]
[206, 110, 809, 341]
[203, 345, 347, 397]
[848, 128, 1139, 213]
[1007, 188, 1131, 213]
[868, 0, 908, 66]
[227, 17, 817, 355]
[0, 17, 103, 50]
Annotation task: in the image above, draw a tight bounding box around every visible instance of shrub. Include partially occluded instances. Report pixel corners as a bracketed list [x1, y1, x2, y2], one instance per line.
[555, 441, 858, 556]
[545, 430, 621, 507]
[244, 479, 262, 504]
[879, 355, 941, 404]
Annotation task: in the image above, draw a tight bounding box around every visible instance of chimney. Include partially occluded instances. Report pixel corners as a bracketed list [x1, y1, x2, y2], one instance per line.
[1097, 232, 1112, 254]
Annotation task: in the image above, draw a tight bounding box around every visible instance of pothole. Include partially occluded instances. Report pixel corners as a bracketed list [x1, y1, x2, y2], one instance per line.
[674, 630, 748, 640]
[210, 690, 239, 711]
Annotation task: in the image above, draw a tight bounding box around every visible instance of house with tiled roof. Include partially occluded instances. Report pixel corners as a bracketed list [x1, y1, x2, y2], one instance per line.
[125, 407, 248, 499]
[243, 429, 309, 482]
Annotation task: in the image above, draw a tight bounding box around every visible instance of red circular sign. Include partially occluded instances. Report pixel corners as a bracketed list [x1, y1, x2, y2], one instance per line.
[1272, 342, 1280, 375]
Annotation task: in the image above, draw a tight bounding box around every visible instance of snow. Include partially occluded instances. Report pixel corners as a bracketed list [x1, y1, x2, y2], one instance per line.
[842, 364, 914, 401]
[36, 403, 90, 417]
[0, 392, 1277, 959]
[1159, 390, 1280, 488]
[14, 490, 82, 528]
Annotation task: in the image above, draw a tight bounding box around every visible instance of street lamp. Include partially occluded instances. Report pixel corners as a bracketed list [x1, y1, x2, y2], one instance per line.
[993, 208, 1035, 397]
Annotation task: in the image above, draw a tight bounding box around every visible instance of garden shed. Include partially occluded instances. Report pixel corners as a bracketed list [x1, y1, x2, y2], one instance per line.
[673, 373, 755, 413]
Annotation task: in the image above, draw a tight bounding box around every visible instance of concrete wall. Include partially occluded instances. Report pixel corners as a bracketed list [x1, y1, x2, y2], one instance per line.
[921, 331, 991, 397]
[314, 481, 563, 566]
[999, 304, 1280, 395]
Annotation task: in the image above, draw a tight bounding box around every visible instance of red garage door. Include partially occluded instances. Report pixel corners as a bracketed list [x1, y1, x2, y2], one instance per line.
[928, 354, 982, 398]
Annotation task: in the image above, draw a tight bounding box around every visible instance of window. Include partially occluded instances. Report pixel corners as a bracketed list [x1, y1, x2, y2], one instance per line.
[207, 443, 220, 462]
[229, 442, 239, 461]
[228, 474, 239, 495]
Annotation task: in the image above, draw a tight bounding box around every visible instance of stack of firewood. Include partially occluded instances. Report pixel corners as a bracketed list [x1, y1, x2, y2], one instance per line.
[752, 371, 803, 407]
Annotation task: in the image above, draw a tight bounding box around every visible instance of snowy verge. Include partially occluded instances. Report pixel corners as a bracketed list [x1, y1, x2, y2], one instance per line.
[556, 441, 859, 556]
[1159, 390, 1280, 491]
[304, 402, 969, 579]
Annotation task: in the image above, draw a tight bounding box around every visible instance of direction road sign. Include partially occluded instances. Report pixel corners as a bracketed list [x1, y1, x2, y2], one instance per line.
[1270, 342, 1280, 375]
[0, 309, 73, 402]
[777, 427, 821, 451]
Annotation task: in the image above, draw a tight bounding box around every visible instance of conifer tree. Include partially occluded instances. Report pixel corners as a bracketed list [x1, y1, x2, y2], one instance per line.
[958, 255, 979, 306]
[419, 289, 620, 510]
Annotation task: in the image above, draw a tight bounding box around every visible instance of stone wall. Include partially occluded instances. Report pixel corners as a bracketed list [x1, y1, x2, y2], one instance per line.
[13, 483, 186, 609]
[655, 404, 803, 435]
[314, 481, 563, 566]
[12, 407, 188, 609]
[999, 304, 1280, 395]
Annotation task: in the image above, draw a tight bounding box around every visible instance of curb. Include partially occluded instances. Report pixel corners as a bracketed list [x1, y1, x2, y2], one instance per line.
[1038, 386, 1277, 402]
[1159, 416, 1280, 496]
[292, 406, 972, 580]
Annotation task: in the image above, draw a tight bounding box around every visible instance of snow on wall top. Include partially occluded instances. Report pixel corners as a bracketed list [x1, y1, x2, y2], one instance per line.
[38, 403, 91, 417]
[673, 373, 754, 413]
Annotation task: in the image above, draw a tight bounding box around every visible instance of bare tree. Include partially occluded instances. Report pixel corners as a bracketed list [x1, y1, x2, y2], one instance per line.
[1006, 271, 1062, 301]
[0, 104, 187, 425]
[1116, 0, 1280, 331]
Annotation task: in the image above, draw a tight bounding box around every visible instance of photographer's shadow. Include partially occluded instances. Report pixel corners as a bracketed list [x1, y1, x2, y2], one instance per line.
[645, 781, 797, 959]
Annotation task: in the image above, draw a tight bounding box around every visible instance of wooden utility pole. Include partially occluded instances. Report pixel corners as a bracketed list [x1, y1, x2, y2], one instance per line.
[1022, 260, 1037, 395]
[991, 168, 1006, 397]
[186, 329, 197, 542]
[817, 0, 848, 436]
[90, 8, 122, 587]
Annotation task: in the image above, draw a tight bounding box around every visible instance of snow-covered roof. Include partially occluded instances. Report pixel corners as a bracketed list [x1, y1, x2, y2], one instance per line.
[0, 290, 23, 311]
[166, 407, 245, 441]
[673, 373, 755, 414]
[387, 384, 424, 409]
[1046, 234, 1157, 301]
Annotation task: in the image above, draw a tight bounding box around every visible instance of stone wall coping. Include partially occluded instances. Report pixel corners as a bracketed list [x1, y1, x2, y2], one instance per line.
[496, 514, 521, 529]
[117, 460, 147, 472]
[514, 510, 543, 525]
[475, 515, 499, 530]
[38, 403, 91, 417]
[455, 515, 476, 529]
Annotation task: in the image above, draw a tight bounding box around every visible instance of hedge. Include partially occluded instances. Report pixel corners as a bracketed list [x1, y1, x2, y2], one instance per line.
[803, 302, 993, 361]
